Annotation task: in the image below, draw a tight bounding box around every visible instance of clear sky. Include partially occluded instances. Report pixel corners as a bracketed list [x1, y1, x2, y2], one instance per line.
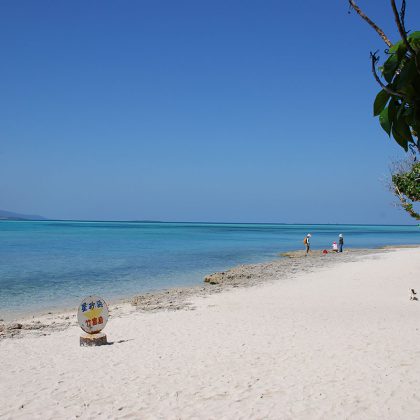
[1, 1, 419, 224]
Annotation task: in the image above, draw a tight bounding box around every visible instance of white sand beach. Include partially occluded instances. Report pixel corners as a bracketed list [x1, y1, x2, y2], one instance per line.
[1, 247, 420, 419]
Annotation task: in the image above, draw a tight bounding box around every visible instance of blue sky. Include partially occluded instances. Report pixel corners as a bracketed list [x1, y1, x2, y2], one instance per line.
[1, 1, 419, 224]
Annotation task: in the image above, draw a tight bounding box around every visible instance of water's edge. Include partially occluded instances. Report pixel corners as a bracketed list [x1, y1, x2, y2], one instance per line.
[2, 245, 419, 339]
[1, 219, 419, 321]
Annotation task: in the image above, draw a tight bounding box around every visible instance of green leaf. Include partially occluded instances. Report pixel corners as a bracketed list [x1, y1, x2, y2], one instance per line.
[392, 125, 408, 151]
[397, 102, 407, 120]
[396, 104, 415, 130]
[383, 54, 400, 83]
[395, 59, 416, 84]
[379, 106, 392, 136]
[394, 59, 417, 98]
[388, 99, 398, 124]
[389, 40, 407, 60]
[402, 107, 414, 127]
[408, 31, 420, 49]
[373, 89, 390, 116]
[392, 115, 413, 151]
[389, 40, 403, 53]
[408, 31, 420, 41]
[398, 119, 414, 144]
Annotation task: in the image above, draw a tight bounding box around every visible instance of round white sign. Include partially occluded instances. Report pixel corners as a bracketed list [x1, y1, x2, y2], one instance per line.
[77, 295, 109, 334]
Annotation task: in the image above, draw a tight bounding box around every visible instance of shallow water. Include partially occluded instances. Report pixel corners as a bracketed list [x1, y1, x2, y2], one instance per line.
[1, 221, 419, 319]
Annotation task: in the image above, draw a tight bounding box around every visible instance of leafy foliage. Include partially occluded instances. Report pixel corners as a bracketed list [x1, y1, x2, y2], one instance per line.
[391, 161, 420, 219]
[392, 161, 420, 201]
[349, 1, 420, 220]
[372, 31, 420, 152]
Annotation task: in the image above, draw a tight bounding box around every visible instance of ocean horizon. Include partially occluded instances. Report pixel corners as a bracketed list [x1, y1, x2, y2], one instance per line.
[1, 220, 419, 320]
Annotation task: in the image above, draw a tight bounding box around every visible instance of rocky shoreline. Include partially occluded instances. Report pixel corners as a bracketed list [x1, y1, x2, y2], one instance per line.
[131, 249, 386, 312]
[0, 247, 396, 340]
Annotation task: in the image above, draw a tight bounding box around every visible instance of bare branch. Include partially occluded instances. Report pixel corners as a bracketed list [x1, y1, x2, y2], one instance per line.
[400, 0, 406, 27]
[349, 0, 392, 47]
[390, 0, 420, 77]
[390, 0, 415, 54]
[370, 52, 404, 98]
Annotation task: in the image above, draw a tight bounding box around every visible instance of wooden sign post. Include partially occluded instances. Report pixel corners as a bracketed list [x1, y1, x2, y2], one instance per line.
[77, 295, 109, 346]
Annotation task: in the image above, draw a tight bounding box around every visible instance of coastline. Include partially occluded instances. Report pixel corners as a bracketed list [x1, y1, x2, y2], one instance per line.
[1, 246, 414, 340]
[2, 222, 420, 316]
[1, 246, 420, 418]
[2, 220, 420, 323]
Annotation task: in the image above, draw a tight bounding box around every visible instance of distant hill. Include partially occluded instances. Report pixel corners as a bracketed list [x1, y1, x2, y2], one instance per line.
[0, 209, 46, 220]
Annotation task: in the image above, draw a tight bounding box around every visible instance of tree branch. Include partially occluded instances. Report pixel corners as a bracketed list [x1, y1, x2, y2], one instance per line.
[394, 184, 420, 219]
[349, 0, 393, 47]
[390, 0, 420, 77]
[370, 52, 404, 98]
[400, 0, 406, 28]
[390, 0, 414, 53]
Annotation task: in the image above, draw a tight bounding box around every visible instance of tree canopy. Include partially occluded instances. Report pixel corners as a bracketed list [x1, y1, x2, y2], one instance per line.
[349, 0, 420, 220]
[349, 0, 420, 153]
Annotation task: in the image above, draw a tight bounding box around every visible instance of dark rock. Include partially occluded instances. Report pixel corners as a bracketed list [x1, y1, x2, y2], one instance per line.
[23, 323, 43, 330]
[8, 323, 23, 330]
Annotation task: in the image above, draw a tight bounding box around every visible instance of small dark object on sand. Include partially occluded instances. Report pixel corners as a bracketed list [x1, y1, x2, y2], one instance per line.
[410, 289, 418, 301]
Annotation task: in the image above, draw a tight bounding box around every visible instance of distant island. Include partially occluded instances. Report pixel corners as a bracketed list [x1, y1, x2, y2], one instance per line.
[0, 209, 45, 221]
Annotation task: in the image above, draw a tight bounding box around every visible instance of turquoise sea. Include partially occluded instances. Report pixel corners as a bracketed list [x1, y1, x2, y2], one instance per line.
[1, 221, 419, 320]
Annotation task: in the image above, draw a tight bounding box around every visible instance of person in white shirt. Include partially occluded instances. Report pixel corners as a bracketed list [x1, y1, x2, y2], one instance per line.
[338, 234, 344, 252]
[304, 234, 311, 255]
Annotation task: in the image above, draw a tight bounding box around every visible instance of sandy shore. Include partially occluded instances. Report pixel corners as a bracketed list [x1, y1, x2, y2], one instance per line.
[1, 247, 420, 419]
[0, 248, 385, 338]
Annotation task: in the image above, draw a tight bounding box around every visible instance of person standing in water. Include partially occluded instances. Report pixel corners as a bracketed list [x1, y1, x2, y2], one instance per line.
[304, 234, 312, 255]
[338, 234, 344, 252]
